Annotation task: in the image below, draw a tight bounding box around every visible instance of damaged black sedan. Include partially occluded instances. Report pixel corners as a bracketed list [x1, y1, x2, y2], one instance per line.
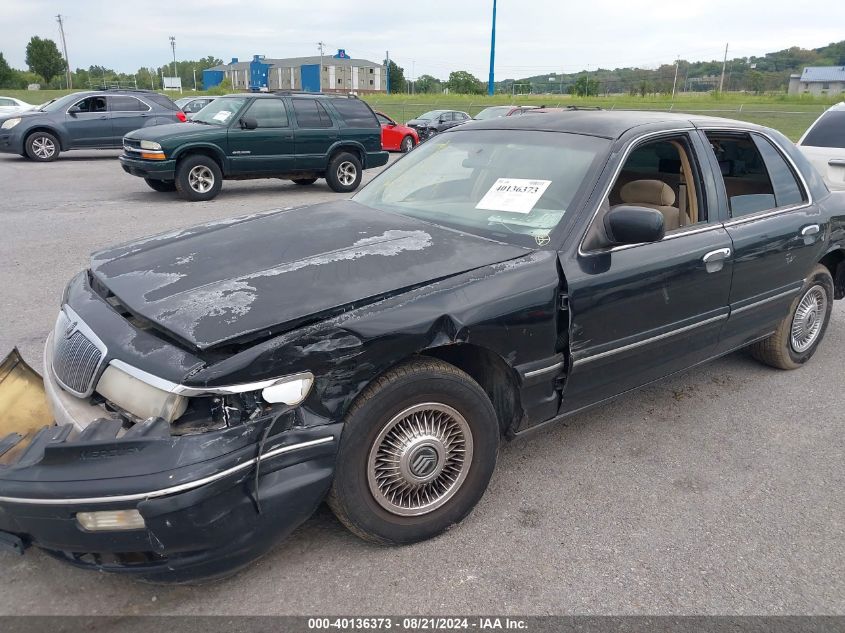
[1, 111, 843, 583]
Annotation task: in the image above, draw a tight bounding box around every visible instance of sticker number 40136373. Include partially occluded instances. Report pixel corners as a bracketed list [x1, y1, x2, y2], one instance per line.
[475, 178, 552, 214]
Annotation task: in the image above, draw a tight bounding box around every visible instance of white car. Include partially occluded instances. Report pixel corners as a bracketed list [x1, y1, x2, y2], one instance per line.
[797, 102, 845, 191]
[0, 96, 35, 115]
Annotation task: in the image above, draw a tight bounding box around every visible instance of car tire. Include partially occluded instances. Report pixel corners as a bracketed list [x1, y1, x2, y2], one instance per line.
[325, 152, 362, 193]
[400, 135, 415, 153]
[144, 178, 177, 192]
[749, 264, 834, 370]
[328, 358, 499, 545]
[25, 131, 60, 162]
[175, 154, 223, 201]
[292, 178, 318, 186]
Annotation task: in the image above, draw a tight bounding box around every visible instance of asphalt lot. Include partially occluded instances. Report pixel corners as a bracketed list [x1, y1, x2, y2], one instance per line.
[0, 149, 842, 616]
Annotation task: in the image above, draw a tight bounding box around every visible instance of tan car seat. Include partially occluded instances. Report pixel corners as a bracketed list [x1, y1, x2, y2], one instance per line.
[617, 179, 690, 231]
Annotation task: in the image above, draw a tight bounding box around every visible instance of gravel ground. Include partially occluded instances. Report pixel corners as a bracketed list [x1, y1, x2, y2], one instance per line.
[0, 150, 842, 615]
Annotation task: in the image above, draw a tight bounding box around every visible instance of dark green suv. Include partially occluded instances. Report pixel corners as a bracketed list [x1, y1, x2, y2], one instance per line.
[119, 93, 389, 201]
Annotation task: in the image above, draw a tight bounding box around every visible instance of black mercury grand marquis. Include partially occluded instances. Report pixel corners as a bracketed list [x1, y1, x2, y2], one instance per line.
[1, 112, 843, 582]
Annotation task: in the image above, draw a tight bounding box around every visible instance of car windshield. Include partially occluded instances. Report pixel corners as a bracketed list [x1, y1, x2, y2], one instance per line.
[38, 94, 82, 112]
[191, 97, 248, 125]
[417, 110, 445, 120]
[474, 107, 511, 120]
[354, 129, 610, 247]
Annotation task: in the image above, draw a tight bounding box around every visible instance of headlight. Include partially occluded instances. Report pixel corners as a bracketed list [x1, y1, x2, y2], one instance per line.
[1, 117, 21, 130]
[139, 140, 162, 150]
[96, 364, 188, 422]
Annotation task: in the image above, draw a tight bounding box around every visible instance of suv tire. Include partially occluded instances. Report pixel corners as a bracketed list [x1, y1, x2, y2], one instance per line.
[25, 131, 60, 162]
[750, 264, 834, 369]
[328, 358, 499, 545]
[326, 152, 362, 193]
[175, 154, 223, 201]
[144, 178, 177, 192]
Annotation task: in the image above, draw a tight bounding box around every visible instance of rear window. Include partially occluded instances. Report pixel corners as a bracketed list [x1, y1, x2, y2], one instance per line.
[802, 111, 845, 148]
[292, 99, 333, 128]
[144, 93, 180, 111]
[330, 98, 378, 128]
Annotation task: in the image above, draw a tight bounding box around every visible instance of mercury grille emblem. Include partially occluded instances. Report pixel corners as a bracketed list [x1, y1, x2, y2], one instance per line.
[64, 320, 78, 339]
[410, 446, 438, 478]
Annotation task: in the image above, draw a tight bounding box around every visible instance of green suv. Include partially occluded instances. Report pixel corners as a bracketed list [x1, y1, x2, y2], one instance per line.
[119, 93, 389, 201]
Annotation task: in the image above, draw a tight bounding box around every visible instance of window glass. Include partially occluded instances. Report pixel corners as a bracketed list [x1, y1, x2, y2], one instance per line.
[376, 113, 392, 125]
[292, 99, 333, 128]
[332, 99, 378, 128]
[73, 97, 107, 113]
[0, 98, 14, 106]
[802, 111, 845, 148]
[245, 98, 289, 127]
[110, 96, 147, 112]
[354, 129, 609, 248]
[705, 133, 777, 217]
[608, 136, 706, 228]
[752, 136, 805, 207]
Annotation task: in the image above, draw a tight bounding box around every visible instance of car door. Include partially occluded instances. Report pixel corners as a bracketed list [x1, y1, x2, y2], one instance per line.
[65, 96, 112, 148]
[376, 112, 399, 150]
[797, 108, 845, 191]
[559, 130, 734, 413]
[109, 95, 152, 143]
[226, 97, 294, 174]
[291, 99, 338, 170]
[698, 129, 824, 354]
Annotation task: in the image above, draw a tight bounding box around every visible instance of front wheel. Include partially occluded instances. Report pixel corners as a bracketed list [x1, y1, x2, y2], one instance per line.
[328, 358, 499, 545]
[325, 152, 362, 193]
[25, 131, 60, 161]
[400, 135, 416, 153]
[144, 178, 177, 192]
[175, 154, 223, 201]
[750, 264, 834, 369]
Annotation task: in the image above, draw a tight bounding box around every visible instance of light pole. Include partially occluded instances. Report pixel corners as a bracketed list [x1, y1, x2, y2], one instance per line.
[193, 67, 197, 91]
[169, 36, 176, 87]
[317, 41, 325, 92]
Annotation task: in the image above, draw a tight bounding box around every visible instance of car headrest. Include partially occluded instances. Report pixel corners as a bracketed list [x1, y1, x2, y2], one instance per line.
[620, 179, 676, 207]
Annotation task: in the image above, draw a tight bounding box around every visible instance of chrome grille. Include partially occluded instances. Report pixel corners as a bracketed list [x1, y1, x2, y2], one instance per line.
[51, 307, 107, 397]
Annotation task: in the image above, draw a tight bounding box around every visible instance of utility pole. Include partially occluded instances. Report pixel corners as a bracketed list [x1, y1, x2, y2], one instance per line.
[385, 50, 390, 94]
[169, 36, 176, 87]
[487, 0, 497, 96]
[671, 56, 679, 99]
[193, 67, 197, 91]
[56, 14, 71, 89]
[317, 41, 325, 92]
[412, 60, 415, 94]
[719, 42, 729, 93]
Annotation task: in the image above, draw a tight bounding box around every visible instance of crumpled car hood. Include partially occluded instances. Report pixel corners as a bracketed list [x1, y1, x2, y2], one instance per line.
[90, 200, 529, 350]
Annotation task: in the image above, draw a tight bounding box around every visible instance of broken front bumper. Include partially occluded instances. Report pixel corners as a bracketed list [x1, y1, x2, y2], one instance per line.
[0, 345, 341, 582]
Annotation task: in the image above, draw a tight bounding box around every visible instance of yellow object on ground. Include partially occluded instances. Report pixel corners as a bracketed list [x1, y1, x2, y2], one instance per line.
[0, 348, 53, 436]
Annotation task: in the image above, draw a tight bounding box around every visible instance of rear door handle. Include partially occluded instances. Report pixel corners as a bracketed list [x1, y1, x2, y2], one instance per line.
[801, 224, 820, 236]
[702, 248, 731, 273]
[829, 159, 845, 167]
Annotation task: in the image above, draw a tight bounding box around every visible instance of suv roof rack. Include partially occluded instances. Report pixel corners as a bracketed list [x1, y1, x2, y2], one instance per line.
[271, 90, 359, 99]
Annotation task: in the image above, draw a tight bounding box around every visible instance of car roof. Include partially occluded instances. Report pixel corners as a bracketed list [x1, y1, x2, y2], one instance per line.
[461, 109, 772, 140]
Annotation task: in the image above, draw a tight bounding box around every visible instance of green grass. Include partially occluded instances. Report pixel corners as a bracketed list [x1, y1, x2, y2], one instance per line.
[3, 88, 840, 140]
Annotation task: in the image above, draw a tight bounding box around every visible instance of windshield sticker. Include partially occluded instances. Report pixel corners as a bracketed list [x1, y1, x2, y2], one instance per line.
[475, 178, 552, 214]
[212, 110, 232, 122]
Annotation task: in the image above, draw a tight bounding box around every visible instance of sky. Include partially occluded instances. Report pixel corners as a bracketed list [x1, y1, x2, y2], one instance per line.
[2, 0, 844, 80]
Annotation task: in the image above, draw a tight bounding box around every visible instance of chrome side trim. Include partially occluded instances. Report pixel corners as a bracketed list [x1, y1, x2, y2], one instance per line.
[0, 436, 335, 506]
[523, 361, 565, 379]
[573, 314, 727, 366]
[730, 286, 801, 315]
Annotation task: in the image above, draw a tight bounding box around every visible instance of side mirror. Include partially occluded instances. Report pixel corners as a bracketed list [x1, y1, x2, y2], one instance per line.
[68, 106, 81, 115]
[603, 206, 665, 245]
[240, 116, 258, 130]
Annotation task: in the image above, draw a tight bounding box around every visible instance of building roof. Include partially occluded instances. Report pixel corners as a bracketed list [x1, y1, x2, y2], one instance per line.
[207, 55, 383, 72]
[799, 66, 845, 83]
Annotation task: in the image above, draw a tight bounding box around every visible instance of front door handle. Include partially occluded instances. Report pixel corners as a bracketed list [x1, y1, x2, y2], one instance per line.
[829, 159, 845, 167]
[702, 248, 731, 273]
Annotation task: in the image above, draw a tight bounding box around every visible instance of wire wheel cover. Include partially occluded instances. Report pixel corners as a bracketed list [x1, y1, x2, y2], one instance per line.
[790, 285, 827, 353]
[367, 403, 473, 516]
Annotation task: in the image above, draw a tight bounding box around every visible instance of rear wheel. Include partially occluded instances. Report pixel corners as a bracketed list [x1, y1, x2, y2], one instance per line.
[292, 178, 318, 186]
[25, 131, 60, 162]
[328, 358, 499, 545]
[144, 178, 177, 192]
[175, 154, 222, 201]
[400, 135, 415, 153]
[750, 264, 834, 369]
[325, 152, 362, 193]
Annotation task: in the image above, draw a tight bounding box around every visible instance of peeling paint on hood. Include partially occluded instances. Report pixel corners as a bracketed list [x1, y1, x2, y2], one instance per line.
[90, 200, 529, 350]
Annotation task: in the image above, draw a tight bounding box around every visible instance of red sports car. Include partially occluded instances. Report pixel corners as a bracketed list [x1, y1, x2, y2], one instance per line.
[375, 111, 419, 153]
